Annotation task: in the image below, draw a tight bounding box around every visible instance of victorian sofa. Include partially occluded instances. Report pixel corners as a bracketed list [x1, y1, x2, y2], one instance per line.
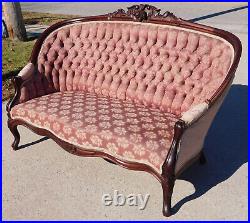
[7, 4, 241, 217]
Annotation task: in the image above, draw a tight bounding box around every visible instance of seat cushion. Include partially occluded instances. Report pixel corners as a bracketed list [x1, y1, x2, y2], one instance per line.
[10, 91, 178, 173]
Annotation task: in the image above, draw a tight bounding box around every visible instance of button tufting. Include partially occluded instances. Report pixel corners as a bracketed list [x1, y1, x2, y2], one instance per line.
[37, 22, 232, 115]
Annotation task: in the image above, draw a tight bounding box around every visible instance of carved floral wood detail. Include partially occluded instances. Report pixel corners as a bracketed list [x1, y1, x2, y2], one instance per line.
[108, 4, 179, 22]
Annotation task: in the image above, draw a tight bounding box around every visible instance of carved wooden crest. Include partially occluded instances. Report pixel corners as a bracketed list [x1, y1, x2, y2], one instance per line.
[108, 4, 179, 22]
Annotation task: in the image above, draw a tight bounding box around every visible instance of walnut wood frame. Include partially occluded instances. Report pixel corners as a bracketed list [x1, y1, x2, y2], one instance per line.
[6, 4, 241, 217]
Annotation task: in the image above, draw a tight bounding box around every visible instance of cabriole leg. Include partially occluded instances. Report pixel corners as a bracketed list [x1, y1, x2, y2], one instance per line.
[161, 177, 175, 217]
[8, 120, 20, 150]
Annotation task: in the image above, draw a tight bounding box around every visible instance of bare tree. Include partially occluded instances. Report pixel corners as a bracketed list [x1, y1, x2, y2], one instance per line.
[2, 2, 27, 41]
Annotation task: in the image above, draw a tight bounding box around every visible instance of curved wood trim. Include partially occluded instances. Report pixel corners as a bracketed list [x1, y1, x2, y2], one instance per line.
[6, 76, 23, 118]
[8, 116, 191, 216]
[162, 120, 186, 179]
[161, 120, 186, 216]
[8, 118, 166, 184]
[8, 115, 201, 217]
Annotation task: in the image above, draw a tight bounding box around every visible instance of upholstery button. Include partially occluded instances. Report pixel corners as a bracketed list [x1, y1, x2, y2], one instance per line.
[36, 22, 231, 115]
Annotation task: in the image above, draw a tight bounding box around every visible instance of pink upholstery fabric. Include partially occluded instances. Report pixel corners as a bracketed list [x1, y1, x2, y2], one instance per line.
[19, 71, 56, 103]
[11, 91, 178, 173]
[31, 22, 232, 115]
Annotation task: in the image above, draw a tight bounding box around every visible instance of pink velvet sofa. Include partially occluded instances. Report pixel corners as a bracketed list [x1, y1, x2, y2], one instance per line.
[7, 4, 241, 217]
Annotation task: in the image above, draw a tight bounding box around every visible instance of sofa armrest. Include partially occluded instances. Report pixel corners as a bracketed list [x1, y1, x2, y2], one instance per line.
[14, 62, 38, 104]
[174, 79, 233, 175]
[17, 62, 35, 83]
[6, 62, 56, 116]
[180, 102, 209, 126]
[162, 102, 209, 176]
[6, 63, 35, 116]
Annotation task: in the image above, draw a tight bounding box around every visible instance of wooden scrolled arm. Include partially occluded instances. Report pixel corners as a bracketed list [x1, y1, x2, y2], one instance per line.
[161, 103, 210, 178]
[6, 76, 22, 118]
[6, 63, 35, 117]
[162, 120, 186, 178]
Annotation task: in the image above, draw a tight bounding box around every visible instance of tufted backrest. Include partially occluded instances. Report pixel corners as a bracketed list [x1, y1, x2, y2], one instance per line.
[36, 21, 233, 115]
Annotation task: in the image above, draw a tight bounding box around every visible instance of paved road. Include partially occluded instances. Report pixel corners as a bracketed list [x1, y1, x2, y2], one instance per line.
[21, 2, 248, 33]
[3, 3, 248, 220]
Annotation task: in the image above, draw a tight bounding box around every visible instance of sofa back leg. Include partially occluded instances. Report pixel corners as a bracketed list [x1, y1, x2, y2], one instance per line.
[8, 119, 20, 150]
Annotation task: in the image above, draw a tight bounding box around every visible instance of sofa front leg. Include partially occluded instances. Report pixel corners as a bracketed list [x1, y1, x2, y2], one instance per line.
[161, 120, 185, 217]
[8, 120, 20, 150]
[161, 176, 175, 217]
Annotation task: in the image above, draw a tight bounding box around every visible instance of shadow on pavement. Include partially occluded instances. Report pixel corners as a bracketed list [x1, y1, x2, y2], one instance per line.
[189, 5, 248, 22]
[173, 84, 248, 214]
[18, 136, 49, 150]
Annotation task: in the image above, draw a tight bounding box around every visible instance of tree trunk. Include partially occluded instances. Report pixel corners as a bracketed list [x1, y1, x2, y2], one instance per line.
[2, 2, 27, 41]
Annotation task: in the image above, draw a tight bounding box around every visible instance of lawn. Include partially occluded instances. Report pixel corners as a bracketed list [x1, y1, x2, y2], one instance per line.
[23, 11, 77, 25]
[2, 39, 35, 101]
[2, 11, 78, 101]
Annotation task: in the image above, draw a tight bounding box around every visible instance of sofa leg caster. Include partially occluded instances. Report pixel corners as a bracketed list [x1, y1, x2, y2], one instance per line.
[199, 151, 206, 165]
[8, 121, 20, 151]
[161, 178, 174, 217]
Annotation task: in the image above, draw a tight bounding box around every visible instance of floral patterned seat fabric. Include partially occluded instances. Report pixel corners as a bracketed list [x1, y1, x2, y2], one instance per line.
[11, 91, 178, 173]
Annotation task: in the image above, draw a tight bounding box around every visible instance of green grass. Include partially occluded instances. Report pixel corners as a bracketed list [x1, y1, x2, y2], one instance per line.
[2, 39, 35, 78]
[2, 39, 35, 101]
[23, 11, 77, 26]
[2, 11, 78, 101]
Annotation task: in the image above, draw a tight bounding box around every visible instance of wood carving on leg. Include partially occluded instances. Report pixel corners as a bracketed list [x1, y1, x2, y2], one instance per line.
[161, 120, 186, 216]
